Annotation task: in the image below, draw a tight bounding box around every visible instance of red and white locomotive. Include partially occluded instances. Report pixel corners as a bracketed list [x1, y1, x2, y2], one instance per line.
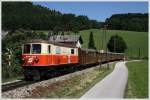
[22, 39, 124, 80]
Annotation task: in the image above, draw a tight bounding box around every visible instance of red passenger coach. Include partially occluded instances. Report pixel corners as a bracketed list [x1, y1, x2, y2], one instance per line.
[22, 40, 79, 80]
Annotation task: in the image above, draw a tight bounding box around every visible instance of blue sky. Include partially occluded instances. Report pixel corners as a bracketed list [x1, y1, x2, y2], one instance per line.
[33, 2, 148, 22]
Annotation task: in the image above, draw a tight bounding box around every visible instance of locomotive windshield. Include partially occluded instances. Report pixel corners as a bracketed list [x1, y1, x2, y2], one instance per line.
[23, 44, 41, 54]
[31, 44, 41, 54]
[24, 44, 31, 54]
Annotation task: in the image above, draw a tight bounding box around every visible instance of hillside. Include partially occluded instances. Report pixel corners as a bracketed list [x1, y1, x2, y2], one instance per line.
[40, 29, 148, 58]
[79, 29, 148, 58]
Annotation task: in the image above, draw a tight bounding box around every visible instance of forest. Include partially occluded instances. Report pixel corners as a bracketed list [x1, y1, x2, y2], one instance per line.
[2, 2, 103, 32]
[2, 2, 148, 32]
[105, 13, 148, 32]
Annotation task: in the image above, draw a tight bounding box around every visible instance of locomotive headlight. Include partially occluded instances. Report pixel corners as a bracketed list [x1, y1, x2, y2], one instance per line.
[22, 58, 25, 61]
[22, 58, 26, 63]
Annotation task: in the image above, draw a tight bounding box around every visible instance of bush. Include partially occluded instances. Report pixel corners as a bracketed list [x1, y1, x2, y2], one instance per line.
[2, 30, 47, 81]
[107, 34, 127, 53]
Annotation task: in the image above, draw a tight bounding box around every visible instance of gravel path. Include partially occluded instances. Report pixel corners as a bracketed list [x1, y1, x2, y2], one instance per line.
[81, 61, 128, 98]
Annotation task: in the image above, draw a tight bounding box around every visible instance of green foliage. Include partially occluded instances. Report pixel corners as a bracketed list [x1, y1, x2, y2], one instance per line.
[88, 32, 96, 50]
[107, 35, 127, 53]
[105, 13, 148, 32]
[2, 2, 103, 31]
[2, 30, 47, 81]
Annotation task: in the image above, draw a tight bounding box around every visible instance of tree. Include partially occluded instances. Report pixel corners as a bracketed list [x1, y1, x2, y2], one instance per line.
[88, 32, 96, 50]
[107, 35, 127, 53]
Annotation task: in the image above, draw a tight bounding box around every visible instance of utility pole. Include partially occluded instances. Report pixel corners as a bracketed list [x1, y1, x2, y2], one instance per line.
[100, 28, 104, 68]
[104, 24, 109, 69]
[114, 34, 116, 53]
[127, 48, 129, 59]
[101, 28, 104, 50]
[138, 48, 141, 59]
[104, 24, 108, 51]
[131, 48, 132, 59]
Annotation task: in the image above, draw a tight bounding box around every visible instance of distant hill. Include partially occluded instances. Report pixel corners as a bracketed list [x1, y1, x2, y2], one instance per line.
[68, 29, 148, 58]
[2, 2, 103, 31]
[105, 13, 148, 32]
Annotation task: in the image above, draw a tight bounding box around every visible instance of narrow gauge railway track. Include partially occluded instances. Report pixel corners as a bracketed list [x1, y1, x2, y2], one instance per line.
[2, 80, 38, 92]
[2, 61, 117, 93]
[2, 64, 97, 92]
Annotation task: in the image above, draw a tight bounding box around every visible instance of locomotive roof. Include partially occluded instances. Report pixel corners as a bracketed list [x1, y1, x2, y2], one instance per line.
[49, 42, 77, 48]
[25, 39, 77, 48]
[27, 39, 49, 43]
[49, 35, 83, 44]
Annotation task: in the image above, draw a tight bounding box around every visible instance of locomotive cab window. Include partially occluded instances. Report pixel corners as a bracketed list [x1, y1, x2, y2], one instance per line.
[32, 44, 41, 54]
[23, 44, 31, 54]
[71, 49, 74, 54]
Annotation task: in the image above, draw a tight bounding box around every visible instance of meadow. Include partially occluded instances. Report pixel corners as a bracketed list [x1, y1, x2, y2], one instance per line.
[125, 60, 148, 98]
[41, 29, 148, 58]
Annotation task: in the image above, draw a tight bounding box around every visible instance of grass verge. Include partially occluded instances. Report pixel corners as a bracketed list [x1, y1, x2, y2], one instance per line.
[28, 62, 116, 98]
[125, 60, 148, 98]
[2, 76, 23, 83]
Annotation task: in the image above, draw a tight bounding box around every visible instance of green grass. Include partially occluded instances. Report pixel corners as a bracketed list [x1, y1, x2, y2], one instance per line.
[37, 29, 148, 58]
[125, 60, 148, 98]
[79, 29, 148, 58]
[2, 76, 23, 83]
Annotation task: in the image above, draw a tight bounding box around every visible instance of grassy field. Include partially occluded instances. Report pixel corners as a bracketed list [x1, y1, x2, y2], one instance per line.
[38, 29, 148, 58]
[125, 60, 148, 98]
[79, 29, 148, 58]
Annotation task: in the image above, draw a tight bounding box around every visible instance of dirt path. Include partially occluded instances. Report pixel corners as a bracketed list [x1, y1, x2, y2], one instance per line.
[81, 61, 128, 98]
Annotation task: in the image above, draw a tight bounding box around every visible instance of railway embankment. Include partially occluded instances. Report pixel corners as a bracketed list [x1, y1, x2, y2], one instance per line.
[2, 62, 116, 98]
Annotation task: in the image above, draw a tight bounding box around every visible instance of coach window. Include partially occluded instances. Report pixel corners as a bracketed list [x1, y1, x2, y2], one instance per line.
[32, 44, 41, 54]
[48, 45, 51, 54]
[56, 47, 61, 54]
[71, 49, 74, 54]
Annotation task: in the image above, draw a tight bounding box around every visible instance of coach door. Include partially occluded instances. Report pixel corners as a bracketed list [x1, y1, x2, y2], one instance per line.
[47, 45, 51, 64]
